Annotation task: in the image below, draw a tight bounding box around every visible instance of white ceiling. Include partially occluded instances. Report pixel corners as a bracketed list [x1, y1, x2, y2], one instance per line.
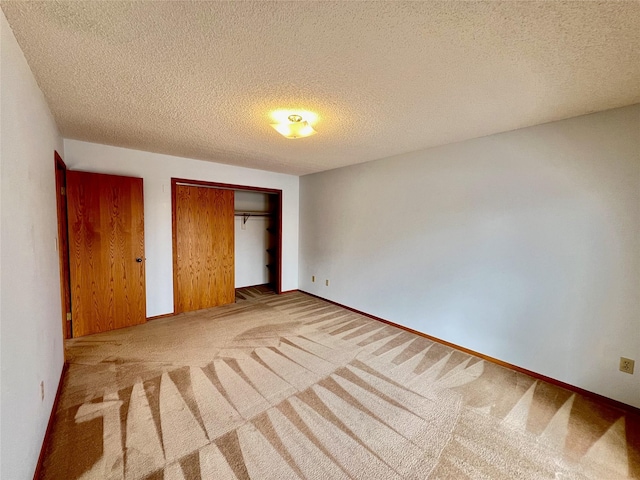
[2, 1, 639, 175]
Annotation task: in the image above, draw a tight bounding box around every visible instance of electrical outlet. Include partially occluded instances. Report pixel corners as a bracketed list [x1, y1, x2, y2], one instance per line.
[620, 357, 635, 374]
[312, 275, 315, 282]
[40, 381, 45, 401]
[325, 279, 329, 286]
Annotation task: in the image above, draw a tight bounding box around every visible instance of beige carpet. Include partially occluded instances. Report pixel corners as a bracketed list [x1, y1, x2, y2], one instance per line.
[40, 287, 640, 479]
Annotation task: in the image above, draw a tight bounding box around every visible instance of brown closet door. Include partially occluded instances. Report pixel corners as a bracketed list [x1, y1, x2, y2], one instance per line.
[67, 171, 146, 337]
[174, 185, 235, 312]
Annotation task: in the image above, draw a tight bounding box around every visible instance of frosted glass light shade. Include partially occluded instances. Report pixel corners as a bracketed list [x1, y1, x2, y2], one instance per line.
[270, 120, 317, 139]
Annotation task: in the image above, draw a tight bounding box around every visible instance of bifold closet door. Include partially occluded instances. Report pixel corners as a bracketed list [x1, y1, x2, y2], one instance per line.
[174, 185, 235, 312]
[67, 171, 146, 337]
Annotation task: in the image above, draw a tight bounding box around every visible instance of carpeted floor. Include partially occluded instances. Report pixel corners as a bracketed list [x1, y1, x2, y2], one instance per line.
[40, 287, 640, 479]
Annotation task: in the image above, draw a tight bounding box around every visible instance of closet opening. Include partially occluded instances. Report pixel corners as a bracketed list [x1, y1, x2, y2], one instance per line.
[171, 178, 282, 314]
[234, 190, 281, 295]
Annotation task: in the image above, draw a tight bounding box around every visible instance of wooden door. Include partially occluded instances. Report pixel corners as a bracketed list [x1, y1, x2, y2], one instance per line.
[174, 185, 235, 312]
[67, 171, 146, 337]
[54, 152, 72, 339]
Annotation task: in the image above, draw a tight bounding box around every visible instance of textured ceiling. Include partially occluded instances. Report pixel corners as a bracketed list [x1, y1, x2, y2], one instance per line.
[2, 1, 640, 175]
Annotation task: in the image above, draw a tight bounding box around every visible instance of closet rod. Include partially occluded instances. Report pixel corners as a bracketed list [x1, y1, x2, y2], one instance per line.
[235, 211, 273, 225]
[234, 211, 273, 216]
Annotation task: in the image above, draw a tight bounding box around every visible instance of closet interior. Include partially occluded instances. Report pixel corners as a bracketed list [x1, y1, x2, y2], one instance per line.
[234, 190, 280, 293]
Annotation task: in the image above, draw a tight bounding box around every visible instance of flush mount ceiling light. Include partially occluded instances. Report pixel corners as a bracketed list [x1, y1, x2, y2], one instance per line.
[270, 113, 317, 139]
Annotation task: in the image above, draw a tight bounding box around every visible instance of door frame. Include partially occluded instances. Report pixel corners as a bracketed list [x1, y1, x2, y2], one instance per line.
[54, 151, 72, 339]
[171, 178, 283, 313]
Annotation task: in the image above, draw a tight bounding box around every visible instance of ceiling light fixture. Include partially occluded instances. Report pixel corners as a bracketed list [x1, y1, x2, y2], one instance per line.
[270, 114, 317, 139]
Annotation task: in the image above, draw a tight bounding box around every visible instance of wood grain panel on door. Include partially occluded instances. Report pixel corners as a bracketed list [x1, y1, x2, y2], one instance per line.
[67, 171, 146, 337]
[175, 185, 235, 312]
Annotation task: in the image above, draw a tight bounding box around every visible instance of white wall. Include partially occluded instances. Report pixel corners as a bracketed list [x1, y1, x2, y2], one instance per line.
[63, 140, 299, 316]
[1, 11, 65, 479]
[235, 190, 269, 212]
[299, 105, 640, 408]
[235, 216, 269, 287]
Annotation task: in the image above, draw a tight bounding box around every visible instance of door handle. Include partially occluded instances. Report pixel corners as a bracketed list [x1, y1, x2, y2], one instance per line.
[136, 258, 143, 263]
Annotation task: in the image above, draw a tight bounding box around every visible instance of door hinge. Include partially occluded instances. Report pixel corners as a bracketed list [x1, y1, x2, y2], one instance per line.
[61, 187, 66, 196]
[66, 312, 72, 321]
